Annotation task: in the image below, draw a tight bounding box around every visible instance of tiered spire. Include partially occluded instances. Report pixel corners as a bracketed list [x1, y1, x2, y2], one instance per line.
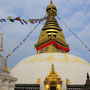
[35, 0, 70, 54]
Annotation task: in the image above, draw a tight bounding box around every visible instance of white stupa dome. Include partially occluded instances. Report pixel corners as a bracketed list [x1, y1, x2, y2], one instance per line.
[11, 53, 90, 90]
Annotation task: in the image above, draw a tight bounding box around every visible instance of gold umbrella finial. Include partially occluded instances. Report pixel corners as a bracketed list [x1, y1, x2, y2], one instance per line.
[50, 0, 53, 4]
[51, 64, 55, 72]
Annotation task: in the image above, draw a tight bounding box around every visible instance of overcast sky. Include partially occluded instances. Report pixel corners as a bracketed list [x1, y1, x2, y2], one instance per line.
[0, 0, 90, 67]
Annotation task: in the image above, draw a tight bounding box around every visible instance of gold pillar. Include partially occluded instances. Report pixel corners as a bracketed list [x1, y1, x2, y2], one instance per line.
[56, 84, 61, 90]
[46, 84, 50, 90]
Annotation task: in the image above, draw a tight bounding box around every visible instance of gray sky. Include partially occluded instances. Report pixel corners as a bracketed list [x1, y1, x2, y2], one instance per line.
[0, 0, 90, 67]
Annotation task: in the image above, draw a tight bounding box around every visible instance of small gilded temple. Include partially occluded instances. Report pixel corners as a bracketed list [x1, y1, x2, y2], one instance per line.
[0, 0, 90, 90]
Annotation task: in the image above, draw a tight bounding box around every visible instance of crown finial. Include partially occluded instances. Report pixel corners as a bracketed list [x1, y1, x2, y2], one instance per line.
[51, 64, 55, 72]
[50, 0, 53, 4]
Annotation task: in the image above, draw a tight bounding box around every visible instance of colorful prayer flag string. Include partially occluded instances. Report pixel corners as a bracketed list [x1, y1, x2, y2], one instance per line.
[5, 23, 40, 60]
[0, 15, 48, 25]
[57, 16, 90, 52]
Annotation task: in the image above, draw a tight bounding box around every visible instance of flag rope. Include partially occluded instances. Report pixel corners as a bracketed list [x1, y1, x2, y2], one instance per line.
[57, 16, 90, 52]
[0, 15, 48, 25]
[5, 23, 40, 60]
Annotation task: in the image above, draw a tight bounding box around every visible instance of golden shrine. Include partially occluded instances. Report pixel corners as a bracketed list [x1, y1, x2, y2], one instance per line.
[44, 64, 62, 90]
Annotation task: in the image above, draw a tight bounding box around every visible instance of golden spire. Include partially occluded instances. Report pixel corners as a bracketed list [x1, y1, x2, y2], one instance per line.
[35, 0, 70, 54]
[46, 0, 57, 16]
[51, 64, 55, 73]
[50, 0, 53, 4]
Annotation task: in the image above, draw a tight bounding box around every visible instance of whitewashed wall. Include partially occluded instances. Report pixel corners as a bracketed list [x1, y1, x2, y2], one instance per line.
[0, 73, 17, 90]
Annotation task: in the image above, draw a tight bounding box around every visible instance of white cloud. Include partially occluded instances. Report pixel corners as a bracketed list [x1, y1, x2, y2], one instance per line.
[67, 23, 90, 63]
[0, 8, 15, 18]
[86, 0, 90, 5]
[64, 11, 87, 29]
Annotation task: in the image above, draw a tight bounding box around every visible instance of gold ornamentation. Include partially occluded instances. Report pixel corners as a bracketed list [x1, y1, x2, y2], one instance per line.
[44, 64, 62, 90]
[4, 65, 8, 72]
[66, 79, 70, 85]
[36, 78, 40, 84]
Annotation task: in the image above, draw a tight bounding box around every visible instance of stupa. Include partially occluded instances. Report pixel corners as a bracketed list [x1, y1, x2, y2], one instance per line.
[10, 0, 90, 90]
[0, 33, 17, 90]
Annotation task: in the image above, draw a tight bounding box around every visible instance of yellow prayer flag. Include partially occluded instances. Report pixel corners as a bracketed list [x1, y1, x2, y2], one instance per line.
[25, 19, 30, 23]
[7, 16, 12, 20]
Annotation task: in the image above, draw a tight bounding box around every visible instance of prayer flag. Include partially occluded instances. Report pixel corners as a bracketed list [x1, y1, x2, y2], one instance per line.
[22, 19, 28, 24]
[15, 17, 24, 25]
[1, 19, 6, 22]
[0, 19, 3, 22]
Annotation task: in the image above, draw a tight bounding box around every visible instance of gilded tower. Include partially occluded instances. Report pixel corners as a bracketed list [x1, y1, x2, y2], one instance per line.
[35, 0, 70, 54]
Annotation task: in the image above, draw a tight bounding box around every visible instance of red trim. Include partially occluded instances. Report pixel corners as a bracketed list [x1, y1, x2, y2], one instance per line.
[36, 40, 70, 52]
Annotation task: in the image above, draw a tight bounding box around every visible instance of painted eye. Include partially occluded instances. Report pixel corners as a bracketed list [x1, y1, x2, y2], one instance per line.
[40, 50, 43, 53]
[56, 48, 60, 52]
[45, 47, 48, 51]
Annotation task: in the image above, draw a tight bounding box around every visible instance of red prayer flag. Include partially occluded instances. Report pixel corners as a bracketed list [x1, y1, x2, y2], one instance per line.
[0, 19, 3, 22]
[14, 17, 24, 25]
[39, 19, 41, 23]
